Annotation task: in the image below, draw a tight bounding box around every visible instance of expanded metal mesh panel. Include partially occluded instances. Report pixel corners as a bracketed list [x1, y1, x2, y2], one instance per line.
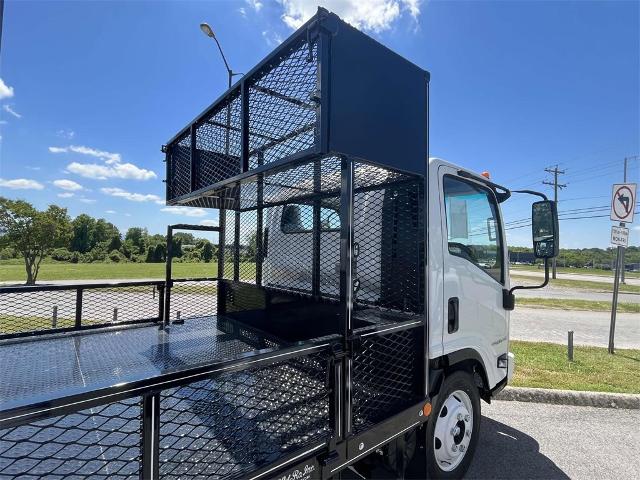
[169, 280, 217, 321]
[351, 328, 421, 433]
[223, 212, 236, 280]
[239, 211, 258, 281]
[195, 91, 242, 190]
[159, 350, 331, 479]
[0, 398, 141, 479]
[248, 39, 318, 168]
[83, 285, 160, 325]
[0, 290, 76, 336]
[169, 133, 192, 199]
[353, 163, 424, 315]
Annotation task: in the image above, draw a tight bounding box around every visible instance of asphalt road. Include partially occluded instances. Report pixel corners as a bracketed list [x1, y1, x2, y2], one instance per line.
[512, 269, 640, 286]
[468, 400, 640, 479]
[515, 283, 639, 304]
[510, 307, 639, 348]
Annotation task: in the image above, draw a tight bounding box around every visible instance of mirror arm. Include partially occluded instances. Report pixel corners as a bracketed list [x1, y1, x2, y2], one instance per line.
[511, 189, 549, 201]
[503, 259, 549, 310]
[509, 258, 549, 295]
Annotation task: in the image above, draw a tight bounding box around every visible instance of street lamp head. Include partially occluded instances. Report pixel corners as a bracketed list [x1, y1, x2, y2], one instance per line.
[200, 23, 215, 38]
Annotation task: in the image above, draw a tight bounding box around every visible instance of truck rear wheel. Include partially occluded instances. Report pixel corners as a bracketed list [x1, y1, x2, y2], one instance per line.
[426, 371, 480, 478]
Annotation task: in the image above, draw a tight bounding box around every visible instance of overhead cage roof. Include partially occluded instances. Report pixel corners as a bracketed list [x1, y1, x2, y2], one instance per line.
[163, 7, 430, 209]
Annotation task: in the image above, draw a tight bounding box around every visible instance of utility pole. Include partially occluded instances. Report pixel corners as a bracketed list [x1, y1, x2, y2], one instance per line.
[543, 165, 566, 279]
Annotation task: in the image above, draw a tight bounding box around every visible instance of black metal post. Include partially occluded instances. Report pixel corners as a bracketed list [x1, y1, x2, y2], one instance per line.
[141, 392, 160, 480]
[157, 284, 165, 324]
[190, 123, 198, 192]
[218, 209, 226, 279]
[164, 226, 173, 328]
[256, 171, 264, 286]
[234, 201, 241, 281]
[316, 31, 330, 153]
[339, 156, 354, 436]
[240, 80, 250, 172]
[312, 159, 321, 298]
[75, 288, 83, 329]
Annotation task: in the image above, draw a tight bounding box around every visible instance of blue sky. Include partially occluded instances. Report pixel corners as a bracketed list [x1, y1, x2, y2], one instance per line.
[0, 0, 638, 248]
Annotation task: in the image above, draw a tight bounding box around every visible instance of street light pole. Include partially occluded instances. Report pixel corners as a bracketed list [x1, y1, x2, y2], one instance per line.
[200, 22, 241, 89]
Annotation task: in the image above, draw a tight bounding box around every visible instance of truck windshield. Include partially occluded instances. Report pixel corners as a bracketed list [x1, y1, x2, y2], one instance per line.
[281, 204, 340, 234]
[443, 175, 504, 283]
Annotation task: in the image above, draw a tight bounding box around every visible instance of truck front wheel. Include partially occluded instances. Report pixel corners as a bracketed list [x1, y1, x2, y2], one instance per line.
[426, 371, 481, 478]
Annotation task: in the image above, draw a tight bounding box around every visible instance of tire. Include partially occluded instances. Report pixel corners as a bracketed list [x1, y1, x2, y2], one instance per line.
[425, 370, 481, 479]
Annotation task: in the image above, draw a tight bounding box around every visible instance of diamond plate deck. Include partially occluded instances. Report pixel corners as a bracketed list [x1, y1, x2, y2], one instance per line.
[0, 317, 267, 411]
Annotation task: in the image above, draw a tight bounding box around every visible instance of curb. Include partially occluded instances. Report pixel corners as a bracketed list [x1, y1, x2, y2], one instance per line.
[495, 386, 640, 409]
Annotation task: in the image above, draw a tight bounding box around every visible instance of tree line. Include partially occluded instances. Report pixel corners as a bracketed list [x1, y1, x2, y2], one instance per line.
[0, 197, 216, 284]
[1, 197, 636, 285]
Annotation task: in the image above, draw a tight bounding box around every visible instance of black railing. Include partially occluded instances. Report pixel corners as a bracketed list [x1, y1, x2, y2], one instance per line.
[0, 278, 219, 340]
[0, 334, 335, 480]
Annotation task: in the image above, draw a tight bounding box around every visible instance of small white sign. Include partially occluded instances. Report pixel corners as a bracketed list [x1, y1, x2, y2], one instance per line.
[611, 183, 636, 223]
[611, 226, 629, 247]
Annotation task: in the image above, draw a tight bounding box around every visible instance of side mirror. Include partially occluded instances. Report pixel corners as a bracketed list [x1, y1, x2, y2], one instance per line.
[531, 200, 559, 259]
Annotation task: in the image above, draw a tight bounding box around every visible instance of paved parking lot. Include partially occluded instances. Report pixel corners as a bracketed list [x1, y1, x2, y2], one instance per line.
[511, 307, 640, 348]
[468, 400, 640, 479]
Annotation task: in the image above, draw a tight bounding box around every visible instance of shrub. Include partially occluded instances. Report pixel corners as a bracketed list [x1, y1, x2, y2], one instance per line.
[51, 248, 71, 261]
[109, 250, 125, 263]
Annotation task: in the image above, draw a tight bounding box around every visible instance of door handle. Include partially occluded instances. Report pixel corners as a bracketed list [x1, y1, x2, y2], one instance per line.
[448, 297, 459, 334]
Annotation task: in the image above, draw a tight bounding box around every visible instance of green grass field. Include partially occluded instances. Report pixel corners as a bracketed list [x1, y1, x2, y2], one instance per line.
[511, 341, 640, 393]
[516, 297, 640, 313]
[0, 262, 256, 283]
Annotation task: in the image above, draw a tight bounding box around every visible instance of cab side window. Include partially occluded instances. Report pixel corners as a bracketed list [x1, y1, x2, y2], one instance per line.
[443, 176, 504, 283]
[281, 204, 340, 234]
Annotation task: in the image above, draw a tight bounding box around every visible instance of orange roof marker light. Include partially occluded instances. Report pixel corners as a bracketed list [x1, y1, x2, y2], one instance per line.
[481, 171, 491, 179]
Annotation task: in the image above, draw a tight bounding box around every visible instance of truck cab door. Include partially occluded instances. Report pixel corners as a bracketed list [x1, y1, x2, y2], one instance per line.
[437, 166, 509, 389]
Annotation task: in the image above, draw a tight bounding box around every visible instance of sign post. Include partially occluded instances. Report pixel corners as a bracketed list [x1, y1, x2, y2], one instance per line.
[608, 182, 636, 354]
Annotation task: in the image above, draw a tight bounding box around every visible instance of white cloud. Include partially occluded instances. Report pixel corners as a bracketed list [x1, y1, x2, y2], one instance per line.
[278, 0, 421, 32]
[247, 0, 263, 12]
[124, 213, 132, 217]
[101, 186, 164, 204]
[50, 144, 156, 181]
[67, 161, 157, 180]
[48, 147, 67, 154]
[0, 178, 44, 190]
[239, 7, 247, 17]
[3, 105, 21, 119]
[49, 145, 121, 164]
[262, 30, 284, 47]
[199, 219, 219, 226]
[161, 206, 208, 217]
[53, 179, 84, 191]
[79, 197, 96, 204]
[57, 192, 75, 198]
[26, 166, 41, 171]
[0, 78, 14, 100]
[105, 210, 116, 214]
[56, 129, 75, 140]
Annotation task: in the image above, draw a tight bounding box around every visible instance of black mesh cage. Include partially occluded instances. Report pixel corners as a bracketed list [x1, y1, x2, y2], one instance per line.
[1, 9, 430, 479]
[166, 35, 320, 206]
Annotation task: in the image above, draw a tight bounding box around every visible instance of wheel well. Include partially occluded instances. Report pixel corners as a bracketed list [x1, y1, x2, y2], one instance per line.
[431, 350, 492, 402]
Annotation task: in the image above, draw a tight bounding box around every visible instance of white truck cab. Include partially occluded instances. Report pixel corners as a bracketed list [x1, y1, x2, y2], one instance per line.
[262, 156, 555, 477]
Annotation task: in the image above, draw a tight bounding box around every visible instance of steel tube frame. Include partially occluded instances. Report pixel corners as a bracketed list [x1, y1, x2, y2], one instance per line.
[164, 223, 221, 327]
